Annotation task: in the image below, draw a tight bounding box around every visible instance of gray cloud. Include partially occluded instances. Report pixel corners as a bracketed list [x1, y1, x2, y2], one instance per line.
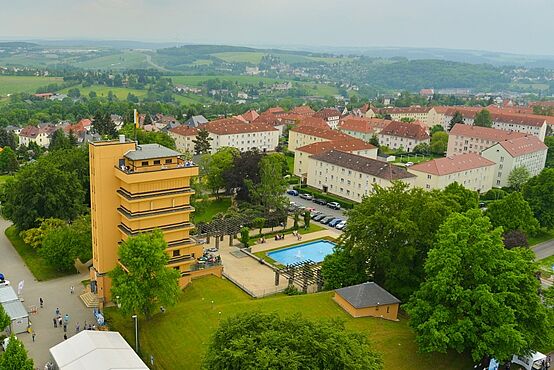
[0, 0, 552, 55]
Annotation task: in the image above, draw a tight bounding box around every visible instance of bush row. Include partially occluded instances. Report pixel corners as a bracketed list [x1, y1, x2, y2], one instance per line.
[292, 185, 355, 209]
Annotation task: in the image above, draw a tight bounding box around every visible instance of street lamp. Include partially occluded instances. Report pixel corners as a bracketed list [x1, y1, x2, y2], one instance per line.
[132, 315, 139, 354]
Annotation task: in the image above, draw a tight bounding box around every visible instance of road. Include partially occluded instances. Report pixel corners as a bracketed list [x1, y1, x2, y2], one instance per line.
[286, 193, 348, 227]
[533, 238, 554, 260]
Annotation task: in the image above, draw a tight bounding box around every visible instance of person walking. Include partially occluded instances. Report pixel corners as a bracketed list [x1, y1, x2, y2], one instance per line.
[58, 316, 63, 328]
[63, 323, 67, 332]
[39, 298, 43, 308]
[70, 286, 74, 294]
[55, 307, 60, 316]
[64, 313, 70, 324]
[63, 334, 67, 340]
[75, 322, 80, 333]
[32, 332, 36, 342]
[53, 317, 57, 328]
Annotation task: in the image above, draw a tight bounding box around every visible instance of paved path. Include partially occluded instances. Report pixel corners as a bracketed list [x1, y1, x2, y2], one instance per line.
[533, 239, 554, 260]
[0, 218, 95, 368]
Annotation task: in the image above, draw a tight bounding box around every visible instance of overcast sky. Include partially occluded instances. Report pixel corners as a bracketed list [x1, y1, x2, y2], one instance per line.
[0, 0, 552, 55]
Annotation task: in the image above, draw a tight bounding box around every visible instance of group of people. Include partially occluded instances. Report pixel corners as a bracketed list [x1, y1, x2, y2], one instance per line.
[274, 234, 285, 241]
[291, 231, 302, 241]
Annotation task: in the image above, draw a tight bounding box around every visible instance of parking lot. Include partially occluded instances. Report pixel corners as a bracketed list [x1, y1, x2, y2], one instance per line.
[286, 192, 348, 229]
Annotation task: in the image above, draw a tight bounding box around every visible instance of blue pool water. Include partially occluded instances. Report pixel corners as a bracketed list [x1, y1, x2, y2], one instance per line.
[267, 240, 336, 265]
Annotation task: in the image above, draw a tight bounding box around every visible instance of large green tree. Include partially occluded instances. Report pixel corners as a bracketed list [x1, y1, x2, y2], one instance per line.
[0, 128, 17, 149]
[441, 182, 478, 212]
[0, 304, 10, 331]
[545, 136, 554, 168]
[193, 128, 212, 155]
[204, 147, 239, 196]
[110, 230, 180, 319]
[430, 131, 448, 154]
[523, 168, 554, 229]
[331, 182, 455, 300]
[119, 124, 176, 149]
[49, 129, 72, 151]
[485, 191, 539, 236]
[473, 109, 493, 128]
[1, 159, 85, 230]
[448, 111, 464, 130]
[508, 166, 530, 190]
[0, 147, 18, 174]
[92, 112, 117, 138]
[203, 312, 383, 370]
[0, 335, 34, 370]
[406, 210, 550, 362]
[247, 153, 288, 212]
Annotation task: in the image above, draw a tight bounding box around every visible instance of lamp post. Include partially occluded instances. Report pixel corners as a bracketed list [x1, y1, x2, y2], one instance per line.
[132, 315, 139, 354]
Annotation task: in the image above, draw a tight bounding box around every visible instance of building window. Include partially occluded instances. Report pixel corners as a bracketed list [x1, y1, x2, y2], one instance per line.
[172, 250, 180, 257]
[153, 160, 161, 165]
[165, 159, 172, 164]
[141, 161, 149, 166]
[427, 174, 431, 179]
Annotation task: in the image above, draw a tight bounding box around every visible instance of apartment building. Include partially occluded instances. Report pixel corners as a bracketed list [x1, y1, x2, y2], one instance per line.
[307, 150, 415, 203]
[19, 124, 57, 147]
[481, 136, 548, 188]
[288, 125, 352, 151]
[409, 153, 495, 192]
[169, 126, 198, 153]
[204, 119, 279, 153]
[338, 116, 391, 142]
[294, 138, 377, 181]
[366, 106, 442, 127]
[442, 107, 547, 141]
[314, 108, 342, 129]
[290, 105, 316, 116]
[447, 124, 527, 156]
[88, 137, 222, 304]
[378, 120, 430, 152]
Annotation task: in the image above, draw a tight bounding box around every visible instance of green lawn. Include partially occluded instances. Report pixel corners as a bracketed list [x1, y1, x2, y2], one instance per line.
[285, 155, 294, 174]
[193, 198, 232, 224]
[299, 82, 340, 97]
[529, 229, 554, 246]
[168, 75, 284, 86]
[394, 154, 439, 164]
[74, 51, 149, 70]
[59, 84, 148, 100]
[0, 75, 64, 96]
[104, 276, 471, 370]
[5, 225, 76, 281]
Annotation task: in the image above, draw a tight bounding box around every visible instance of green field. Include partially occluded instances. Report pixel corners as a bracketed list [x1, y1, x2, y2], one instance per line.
[60, 84, 148, 100]
[105, 276, 471, 370]
[193, 198, 232, 224]
[0, 75, 64, 96]
[300, 82, 340, 97]
[5, 225, 77, 281]
[74, 51, 150, 70]
[168, 74, 284, 86]
[212, 51, 267, 64]
[212, 51, 353, 65]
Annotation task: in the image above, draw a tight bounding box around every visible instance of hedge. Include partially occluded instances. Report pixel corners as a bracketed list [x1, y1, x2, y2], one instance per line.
[286, 176, 301, 185]
[292, 185, 355, 209]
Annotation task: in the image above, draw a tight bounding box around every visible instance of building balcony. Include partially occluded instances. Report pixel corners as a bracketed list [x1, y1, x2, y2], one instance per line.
[181, 260, 223, 276]
[167, 255, 196, 266]
[117, 187, 194, 202]
[114, 163, 198, 184]
[117, 205, 194, 220]
[118, 221, 194, 236]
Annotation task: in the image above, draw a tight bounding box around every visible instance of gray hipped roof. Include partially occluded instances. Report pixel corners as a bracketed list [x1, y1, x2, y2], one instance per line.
[0, 286, 18, 303]
[124, 144, 181, 161]
[335, 282, 400, 308]
[2, 300, 28, 320]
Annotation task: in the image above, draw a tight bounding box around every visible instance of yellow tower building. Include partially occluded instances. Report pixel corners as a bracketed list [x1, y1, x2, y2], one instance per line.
[88, 136, 222, 304]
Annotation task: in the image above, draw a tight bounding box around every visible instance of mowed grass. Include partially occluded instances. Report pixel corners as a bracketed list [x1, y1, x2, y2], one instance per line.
[168, 75, 284, 86]
[74, 51, 149, 70]
[193, 198, 232, 223]
[60, 84, 148, 100]
[5, 225, 76, 281]
[0, 75, 63, 96]
[105, 276, 471, 370]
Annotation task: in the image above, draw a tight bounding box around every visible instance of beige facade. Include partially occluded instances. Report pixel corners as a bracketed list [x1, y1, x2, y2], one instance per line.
[446, 125, 527, 157]
[333, 293, 399, 320]
[288, 130, 330, 151]
[169, 131, 196, 154]
[294, 146, 377, 179]
[209, 130, 279, 153]
[378, 133, 429, 152]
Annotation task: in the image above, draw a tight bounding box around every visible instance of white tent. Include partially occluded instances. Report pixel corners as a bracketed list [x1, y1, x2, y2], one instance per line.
[511, 352, 547, 370]
[49, 330, 149, 370]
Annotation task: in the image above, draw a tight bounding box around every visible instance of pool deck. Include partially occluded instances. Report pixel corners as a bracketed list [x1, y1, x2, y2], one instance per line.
[200, 228, 341, 298]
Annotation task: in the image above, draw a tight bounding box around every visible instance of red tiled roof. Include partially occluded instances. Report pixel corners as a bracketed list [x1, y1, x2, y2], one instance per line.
[444, 107, 547, 128]
[314, 108, 341, 119]
[378, 106, 431, 115]
[295, 116, 329, 130]
[264, 106, 285, 115]
[449, 124, 527, 142]
[240, 109, 259, 123]
[20, 126, 40, 138]
[494, 136, 548, 157]
[379, 121, 429, 141]
[290, 105, 315, 115]
[296, 137, 376, 155]
[204, 118, 277, 135]
[290, 125, 352, 141]
[339, 116, 387, 134]
[410, 153, 495, 176]
[169, 126, 199, 136]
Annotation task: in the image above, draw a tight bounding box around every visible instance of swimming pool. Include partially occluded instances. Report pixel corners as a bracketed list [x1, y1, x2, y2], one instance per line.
[267, 240, 336, 265]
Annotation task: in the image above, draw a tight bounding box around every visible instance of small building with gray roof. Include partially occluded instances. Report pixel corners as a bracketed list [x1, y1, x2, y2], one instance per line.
[334, 282, 401, 320]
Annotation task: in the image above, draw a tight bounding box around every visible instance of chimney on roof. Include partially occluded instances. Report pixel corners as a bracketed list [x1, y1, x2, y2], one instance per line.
[119, 134, 125, 143]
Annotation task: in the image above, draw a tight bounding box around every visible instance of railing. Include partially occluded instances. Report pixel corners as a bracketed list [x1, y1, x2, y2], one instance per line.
[168, 255, 196, 265]
[118, 221, 193, 236]
[187, 260, 222, 272]
[117, 205, 193, 219]
[115, 160, 197, 175]
[117, 187, 194, 201]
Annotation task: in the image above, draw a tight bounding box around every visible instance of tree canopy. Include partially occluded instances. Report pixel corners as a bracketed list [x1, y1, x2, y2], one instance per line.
[0, 147, 18, 174]
[193, 128, 212, 155]
[406, 210, 551, 362]
[0, 335, 34, 370]
[523, 168, 554, 229]
[473, 109, 493, 128]
[508, 166, 530, 190]
[448, 111, 464, 130]
[203, 312, 383, 370]
[485, 191, 539, 236]
[109, 230, 180, 319]
[0, 304, 10, 331]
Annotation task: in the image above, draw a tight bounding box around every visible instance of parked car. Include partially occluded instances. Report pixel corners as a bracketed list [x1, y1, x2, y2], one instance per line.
[328, 218, 342, 227]
[320, 216, 335, 224]
[335, 220, 347, 230]
[313, 214, 327, 222]
[300, 193, 314, 200]
[313, 198, 327, 205]
[327, 202, 341, 210]
[405, 162, 414, 167]
[287, 189, 299, 196]
[310, 211, 321, 218]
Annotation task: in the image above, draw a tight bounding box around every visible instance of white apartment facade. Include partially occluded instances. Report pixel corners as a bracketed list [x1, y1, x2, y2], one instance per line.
[446, 124, 527, 157]
[378, 121, 430, 152]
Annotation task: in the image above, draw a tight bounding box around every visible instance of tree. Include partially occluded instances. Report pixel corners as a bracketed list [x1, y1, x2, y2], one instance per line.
[205, 147, 239, 196]
[247, 154, 288, 212]
[203, 312, 383, 370]
[0, 304, 10, 331]
[20, 217, 66, 249]
[0, 128, 17, 149]
[441, 182, 478, 212]
[119, 124, 176, 149]
[523, 168, 554, 229]
[193, 128, 212, 155]
[88, 91, 97, 99]
[222, 149, 263, 201]
[485, 192, 539, 236]
[545, 136, 554, 168]
[330, 182, 455, 300]
[0, 147, 18, 174]
[0, 335, 34, 370]
[430, 124, 445, 135]
[239, 227, 250, 248]
[405, 210, 550, 362]
[92, 112, 117, 138]
[413, 142, 430, 155]
[448, 111, 464, 130]
[400, 117, 416, 123]
[369, 134, 379, 147]
[109, 230, 180, 319]
[508, 166, 530, 190]
[252, 217, 266, 236]
[68, 129, 78, 147]
[473, 109, 493, 128]
[303, 210, 310, 229]
[430, 131, 448, 155]
[67, 88, 81, 99]
[1, 159, 85, 230]
[49, 129, 71, 151]
[502, 229, 528, 249]
[143, 114, 152, 125]
[321, 245, 367, 290]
